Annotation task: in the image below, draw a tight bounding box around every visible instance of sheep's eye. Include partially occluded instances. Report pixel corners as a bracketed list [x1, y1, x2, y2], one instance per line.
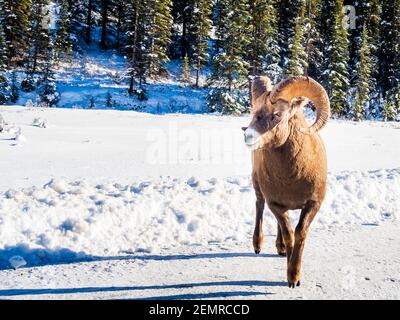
[257, 114, 263, 121]
[273, 111, 282, 119]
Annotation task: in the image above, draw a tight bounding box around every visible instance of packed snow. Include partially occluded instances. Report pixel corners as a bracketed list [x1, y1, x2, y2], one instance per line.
[0, 105, 399, 299]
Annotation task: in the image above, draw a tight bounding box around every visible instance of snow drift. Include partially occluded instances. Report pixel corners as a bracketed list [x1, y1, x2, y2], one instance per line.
[0, 169, 398, 269]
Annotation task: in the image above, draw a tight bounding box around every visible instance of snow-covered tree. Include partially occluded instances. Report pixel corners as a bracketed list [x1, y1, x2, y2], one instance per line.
[181, 54, 190, 83]
[381, 85, 400, 121]
[10, 71, 19, 103]
[2, 0, 31, 66]
[327, 0, 350, 117]
[22, 0, 53, 92]
[55, 0, 73, 62]
[379, 0, 400, 96]
[37, 44, 60, 107]
[210, 0, 250, 91]
[277, 0, 302, 63]
[148, 0, 173, 78]
[247, 0, 281, 82]
[304, 0, 324, 80]
[207, 0, 250, 115]
[284, 0, 307, 77]
[352, 26, 372, 121]
[189, 0, 213, 87]
[0, 73, 11, 104]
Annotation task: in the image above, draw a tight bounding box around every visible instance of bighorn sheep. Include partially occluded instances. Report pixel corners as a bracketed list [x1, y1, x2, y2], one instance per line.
[242, 75, 330, 288]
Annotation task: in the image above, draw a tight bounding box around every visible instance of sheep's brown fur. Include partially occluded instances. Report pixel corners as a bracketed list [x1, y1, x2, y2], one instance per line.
[244, 76, 330, 288]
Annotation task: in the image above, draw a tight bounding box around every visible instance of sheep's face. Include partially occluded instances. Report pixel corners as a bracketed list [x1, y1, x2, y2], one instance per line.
[242, 96, 307, 149]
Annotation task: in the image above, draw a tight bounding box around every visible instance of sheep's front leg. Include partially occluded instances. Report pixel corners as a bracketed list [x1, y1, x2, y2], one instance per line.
[252, 178, 265, 254]
[287, 200, 321, 288]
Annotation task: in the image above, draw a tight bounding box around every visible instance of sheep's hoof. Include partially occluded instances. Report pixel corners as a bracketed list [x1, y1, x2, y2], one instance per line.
[287, 269, 301, 288]
[253, 234, 263, 255]
[288, 281, 300, 288]
[276, 242, 286, 256]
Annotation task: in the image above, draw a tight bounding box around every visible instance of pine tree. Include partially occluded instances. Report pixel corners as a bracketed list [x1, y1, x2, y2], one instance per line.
[304, 0, 323, 80]
[379, 0, 400, 96]
[55, 0, 73, 62]
[22, 0, 52, 92]
[247, 0, 281, 82]
[210, 0, 250, 91]
[37, 42, 60, 107]
[100, 0, 110, 49]
[364, 0, 381, 118]
[382, 85, 400, 121]
[352, 26, 372, 121]
[263, 0, 282, 83]
[148, 0, 173, 78]
[10, 71, 19, 103]
[189, 0, 213, 87]
[207, 0, 250, 115]
[327, 0, 350, 117]
[181, 54, 190, 83]
[285, 0, 307, 77]
[85, 0, 94, 45]
[125, 0, 149, 99]
[318, 0, 334, 86]
[0, 1, 7, 70]
[2, 0, 31, 67]
[0, 21, 10, 104]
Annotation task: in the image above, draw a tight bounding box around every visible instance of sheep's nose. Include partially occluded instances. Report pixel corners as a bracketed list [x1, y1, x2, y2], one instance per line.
[242, 126, 248, 132]
[243, 128, 260, 147]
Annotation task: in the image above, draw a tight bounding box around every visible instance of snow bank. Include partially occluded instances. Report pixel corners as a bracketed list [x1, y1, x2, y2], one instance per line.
[0, 169, 398, 269]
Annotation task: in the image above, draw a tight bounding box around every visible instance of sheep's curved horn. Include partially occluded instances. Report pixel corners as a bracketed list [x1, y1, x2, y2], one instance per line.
[251, 76, 273, 109]
[270, 76, 330, 134]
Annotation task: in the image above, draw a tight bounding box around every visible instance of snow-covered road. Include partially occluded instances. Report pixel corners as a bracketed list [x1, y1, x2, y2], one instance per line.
[1, 222, 399, 300]
[0, 106, 399, 299]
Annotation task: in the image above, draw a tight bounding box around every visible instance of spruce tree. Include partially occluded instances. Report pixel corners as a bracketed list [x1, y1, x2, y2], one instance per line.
[364, 0, 381, 118]
[10, 71, 19, 103]
[382, 85, 400, 121]
[148, 0, 173, 78]
[304, 0, 323, 80]
[277, 0, 302, 64]
[55, 0, 73, 62]
[207, 0, 250, 115]
[352, 26, 372, 121]
[210, 0, 250, 91]
[379, 0, 400, 96]
[247, 0, 281, 82]
[85, 0, 94, 45]
[37, 42, 60, 107]
[181, 54, 190, 83]
[0, 22, 10, 104]
[100, 0, 110, 49]
[285, 0, 307, 77]
[125, 0, 149, 99]
[3, 0, 31, 67]
[263, 0, 282, 83]
[189, 0, 213, 87]
[23, 0, 52, 92]
[327, 0, 350, 117]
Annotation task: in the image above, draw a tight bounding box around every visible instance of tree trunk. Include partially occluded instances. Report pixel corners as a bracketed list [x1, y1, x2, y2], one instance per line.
[85, 0, 93, 45]
[129, 3, 139, 95]
[100, 0, 109, 49]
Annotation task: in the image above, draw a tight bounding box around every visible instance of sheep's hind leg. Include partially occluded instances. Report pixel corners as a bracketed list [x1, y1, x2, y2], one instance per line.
[252, 179, 265, 254]
[287, 200, 321, 288]
[276, 223, 286, 256]
[268, 202, 294, 266]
